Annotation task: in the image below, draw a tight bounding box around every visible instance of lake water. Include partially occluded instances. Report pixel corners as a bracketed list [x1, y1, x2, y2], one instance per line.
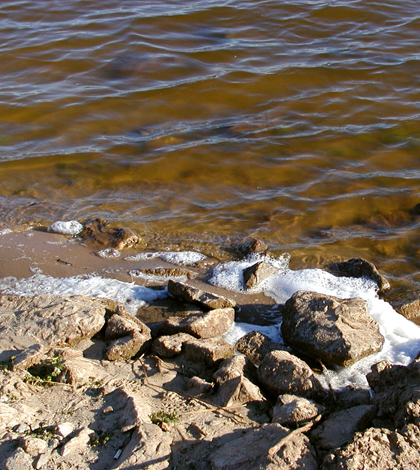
[1, 0, 420, 294]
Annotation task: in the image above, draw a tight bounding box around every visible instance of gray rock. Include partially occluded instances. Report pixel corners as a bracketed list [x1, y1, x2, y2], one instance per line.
[329, 258, 390, 292]
[243, 261, 278, 289]
[210, 423, 318, 470]
[282, 291, 384, 366]
[114, 424, 172, 470]
[157, 307, 235, 339]
[183, 336, 234, 367]
[272, 394, 324, 427]
[258, 350, 325, 400]
[235, 330, 289, 366]
[311, 405, 376, 450]
[167, 280, 236, 310]
[0, 294, 111, 360]
[322, 424, 420, 470]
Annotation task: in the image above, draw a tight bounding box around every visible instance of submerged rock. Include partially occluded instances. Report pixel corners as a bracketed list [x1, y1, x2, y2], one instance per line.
[81, 218, 140, 250]
[281, 291, 384, 367]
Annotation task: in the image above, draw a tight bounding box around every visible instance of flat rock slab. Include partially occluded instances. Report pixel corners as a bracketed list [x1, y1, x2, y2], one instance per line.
[281, 291, 384, 366]
[0, 294, 111, 361]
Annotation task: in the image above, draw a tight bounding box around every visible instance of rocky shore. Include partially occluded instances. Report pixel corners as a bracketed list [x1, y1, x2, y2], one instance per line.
[1, 222, 420, 469]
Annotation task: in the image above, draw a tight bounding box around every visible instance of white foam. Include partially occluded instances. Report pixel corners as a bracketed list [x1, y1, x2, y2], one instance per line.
[0, 228, 13, 236]
[125, 251, 206, 266]
[211, 253, 420, 390]
[128, 269, 189, 283]
[0, 273, 168, 315]
[96, 248, 121, 259]
[47, 220, 83, 236]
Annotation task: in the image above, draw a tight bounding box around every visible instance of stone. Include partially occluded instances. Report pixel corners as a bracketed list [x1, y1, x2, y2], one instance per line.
[130, 267, 196, 279]
[281, 291, 384, 367]
[311, 405, 376, 450]
[216, 376, 266, 407]
[0, 294, 111, 360]
[105, 307, 151, 340]
[114, 424, 172, 470]
[56, 422, 74, 438]
[391, 296, 420, 325]
[236, 238, 268, 255]
[329, 258, 390, 292]
[158, 308, 235, 339]
[235, 330, 288, 366]
[185, 376, 213, 396]
[322, 424, 420, 470]
[19, 436, 48, 456]
[3, 448, 33, 470]
[81, 218, 140, 249]
[60, 355, 109, 385]
[272, 394, 324, 427]
[152, 333, 194, 358]
[167, 280, 236, 310]
[210, 423, 318, 470]
[60, 427, 93, 457]
[212, 354, 257, 386]
[183, 336, 235, 367]
[105, 330, 150, 361]
[243, 261, 278, 289]
[11, 344, 47, 371]
[0, 403, 35, 432]
[258, 350, 325, 400]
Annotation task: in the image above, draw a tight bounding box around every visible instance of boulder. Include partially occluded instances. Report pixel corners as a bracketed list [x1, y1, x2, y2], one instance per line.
[322, 424, 420, 470]
[258, 350, 325, 400]
[215, 376, 266, 407]
[311, 405, 376, 450]
[81, 218, 140, 250]
[157, 307, 235, 339]
[391, 296, 420, 325]
[272, 394, 324, 427]
[243, 261, 278, 289]
[167, 280, 236, 310]
[210, 423, 318, 470]
[152, 333, 194, 358]
[0, 294, 111, 361]
[281, 291, 384, 366]
[183, 336, 235, 367]
[105, 330, 150, 361]
[213, 355, 257, 386]
[236, 238, 268, 256]
[329, 258, 390, 292]
[235, 330, 289, 366]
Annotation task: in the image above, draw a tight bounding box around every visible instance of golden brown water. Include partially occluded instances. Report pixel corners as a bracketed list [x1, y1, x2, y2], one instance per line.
[1, 0, 420, 292]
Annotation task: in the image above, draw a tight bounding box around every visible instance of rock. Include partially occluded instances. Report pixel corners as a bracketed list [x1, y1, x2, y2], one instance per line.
[281, 291, 384, 367]
[60, 427, 93, 457]
[210, 423, 318, 470]
[322, 424, 420, 470]
[158, 308, 235, 339]
[152, 333, 194, 358]
[109, 387, 152, 431]
[185, 376, 213, 396]
[0, 294, 110, 359]
[236, 238, 268, 255]
[311, 405, 376, 450]
[19, 436, 48, 456]
[216, 376, 266, 407]
[130, 267, 196, 279]
[56, 422, 74, 438]
[258, 350, 325, 400]
[243, 261, 278, 289]
[60, 355, 108, 385]
[235, 330, 288, 366]
[329, 258, 390, 292]
[391, 296, 420, 325]
[114, 424, 172, 470]
[0, 403, 35, 432]
[3, 448, 33, 470]
[81, 218, 140, 249]
[105, 330, 150, 361]
[11, 344, 47, 371]
[212, 355, 255, 384]
[183, 336, 235, 367]
[167, 280, 236, 310]
[272, 394, 324, 427]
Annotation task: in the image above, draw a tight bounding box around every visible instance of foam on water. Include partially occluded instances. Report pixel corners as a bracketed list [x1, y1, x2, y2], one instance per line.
[0, 273, 167, 315]
[47, 221, 83, 236]
[212, 253, 420, 389]
[125, 251, 206, 266]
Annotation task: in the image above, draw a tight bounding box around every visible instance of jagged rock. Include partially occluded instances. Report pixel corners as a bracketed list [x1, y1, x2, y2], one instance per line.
[60, 427, 93, 457]
[236, 238, 268, 255]
[366, 359, 420, 427]
[243, 261, 278, 289]
[183, 336, 235, 367]
[157, 307, 235, 339]
[105, 330, 150, 361]
[329, 258, 390, 292]
[19, 436, 48, 456]
[56, 422, 74, 438]
[0, 294, 112, 360]
[235, 331, 289, 366]
[311, 405, 376, 450]
[282, 291, 384, 367]
[391, 296, 420, 325]
[81, 218, 140, 249]
[210, 423, 318, 470]
[185, 376, 213, 396]
[258, 350, 325, 400]
[114, 424, 172, 470]
[322, 424, 420, 470]
[167, 280, 236, 310]
[212, 355, 257, 386]
[3, 448, 33, 470]
[272, 394, 324, 427]
[216, 376, 266, 407]
[152, 333, 194, 358]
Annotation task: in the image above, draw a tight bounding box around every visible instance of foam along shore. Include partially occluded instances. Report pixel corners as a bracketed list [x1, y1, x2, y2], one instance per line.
[0, 227, 420, 390]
